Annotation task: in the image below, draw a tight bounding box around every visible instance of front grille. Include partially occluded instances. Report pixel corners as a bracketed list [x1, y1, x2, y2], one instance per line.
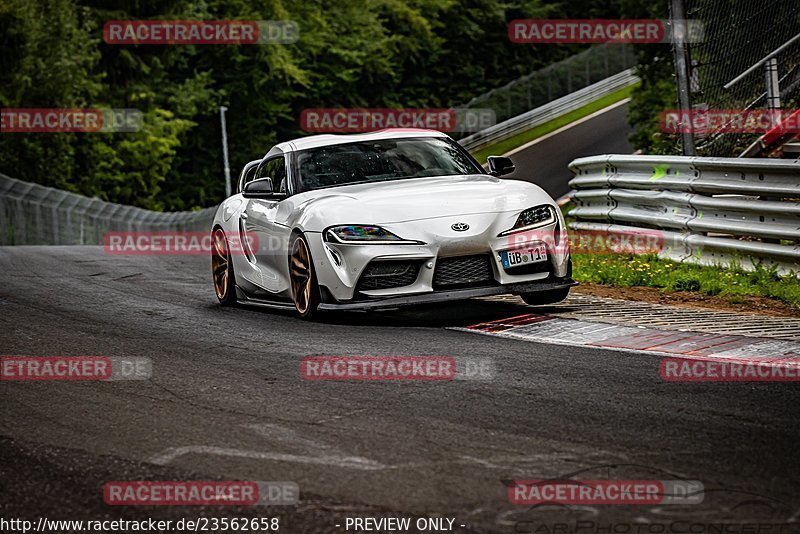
[433, 254, 495, 289]
[356, 260, 421, 292]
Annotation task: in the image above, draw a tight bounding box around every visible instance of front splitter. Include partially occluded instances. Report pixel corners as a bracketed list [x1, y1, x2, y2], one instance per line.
[317, 278, 578, 311]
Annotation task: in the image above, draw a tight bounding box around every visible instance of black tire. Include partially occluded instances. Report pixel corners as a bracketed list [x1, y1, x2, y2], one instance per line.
[520, 287, 570, 306]
[289, 232, 320, 320]
[211, 227, 237, 306]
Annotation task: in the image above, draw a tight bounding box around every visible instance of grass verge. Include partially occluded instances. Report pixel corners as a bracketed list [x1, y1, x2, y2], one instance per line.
[470, 82, 639, 163]
[572, 253, 800, 310]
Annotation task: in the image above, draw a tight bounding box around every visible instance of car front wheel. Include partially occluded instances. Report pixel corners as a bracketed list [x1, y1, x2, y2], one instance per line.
[211, 227, 237, 306]
[289, 233, 320, 319]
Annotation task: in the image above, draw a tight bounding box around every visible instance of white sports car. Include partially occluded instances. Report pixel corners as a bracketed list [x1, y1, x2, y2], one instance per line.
[210, 129, 574, 318]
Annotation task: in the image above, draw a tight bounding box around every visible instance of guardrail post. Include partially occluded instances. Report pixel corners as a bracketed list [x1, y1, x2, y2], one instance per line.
[765, 57, 782, 121]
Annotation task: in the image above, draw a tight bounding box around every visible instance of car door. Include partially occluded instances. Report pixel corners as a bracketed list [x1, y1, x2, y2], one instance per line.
[241, 155, 290, 294]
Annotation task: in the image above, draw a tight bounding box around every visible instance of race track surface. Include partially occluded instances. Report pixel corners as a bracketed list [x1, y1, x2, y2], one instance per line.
[2, 247, 798, 531]
[504, 101, 634, 198]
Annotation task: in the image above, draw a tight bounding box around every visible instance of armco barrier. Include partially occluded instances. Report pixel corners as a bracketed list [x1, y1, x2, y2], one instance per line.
[567, 155, 800, 274]
[459, 69, 639, 152]
[0, 173, 216, 245]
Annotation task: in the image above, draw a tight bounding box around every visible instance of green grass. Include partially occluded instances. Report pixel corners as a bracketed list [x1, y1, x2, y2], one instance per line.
[471, 82, 640, 164]
[572, 253, 800, 309]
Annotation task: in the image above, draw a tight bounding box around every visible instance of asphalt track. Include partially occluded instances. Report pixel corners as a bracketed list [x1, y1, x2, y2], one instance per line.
[2, 103, 798, 532]
[1, 247, 799, 532]
[504, 100, 634, 198]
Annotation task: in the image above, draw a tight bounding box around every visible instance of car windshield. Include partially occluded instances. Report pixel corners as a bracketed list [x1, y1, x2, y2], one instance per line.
[294, 137, 482, 192]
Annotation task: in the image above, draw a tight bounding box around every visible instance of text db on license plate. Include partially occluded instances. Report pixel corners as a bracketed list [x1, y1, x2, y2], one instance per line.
[500, 245, 548, 268]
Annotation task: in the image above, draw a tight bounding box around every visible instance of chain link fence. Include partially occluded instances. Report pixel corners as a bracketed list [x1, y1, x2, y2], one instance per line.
[0, 173, 215, 245]
[685, 0, 800, 156]
[456, 44, 637, 131]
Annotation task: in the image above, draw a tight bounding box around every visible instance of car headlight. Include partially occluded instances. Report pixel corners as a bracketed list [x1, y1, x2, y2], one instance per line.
[323, 225, 423, 244]
[498, 205, 556, 236]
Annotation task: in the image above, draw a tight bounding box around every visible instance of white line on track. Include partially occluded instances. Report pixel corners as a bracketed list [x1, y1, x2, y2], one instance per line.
[148, 445, 388, 470]
[502, 97, 632, 158]
[148, 422, 388, 470]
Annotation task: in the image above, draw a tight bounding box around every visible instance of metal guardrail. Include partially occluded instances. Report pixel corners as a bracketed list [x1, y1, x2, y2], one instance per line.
[567, 155, 800, 274]
[459, 69, 639, 152]
[0, 173, 215, 245]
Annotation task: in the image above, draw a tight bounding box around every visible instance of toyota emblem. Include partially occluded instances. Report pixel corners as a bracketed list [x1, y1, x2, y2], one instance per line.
[451, 222, 469, 232]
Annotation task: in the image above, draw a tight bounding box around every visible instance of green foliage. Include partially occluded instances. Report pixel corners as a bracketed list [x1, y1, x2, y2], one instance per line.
[627, 74, 681, 155]
[614, 0, 682, 155]
[80, 109, 195, 209]
[0, 0, 648, 210]
[0, 0, 101, 189]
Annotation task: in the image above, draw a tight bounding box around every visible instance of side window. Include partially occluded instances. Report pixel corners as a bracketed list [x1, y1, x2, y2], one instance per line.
[255, 159, 271, 181]
[256, 157, 287, 195]
[272, 157, 287, 194]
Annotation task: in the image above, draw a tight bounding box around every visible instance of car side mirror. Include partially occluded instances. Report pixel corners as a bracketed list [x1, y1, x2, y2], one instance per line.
[242, 178, 274, 198]
[487, 156, 516, 177]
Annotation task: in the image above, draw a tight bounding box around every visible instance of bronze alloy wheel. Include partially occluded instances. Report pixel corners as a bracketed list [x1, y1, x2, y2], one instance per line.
[211, 228, 236, 305]
[289, 234, 320, 318]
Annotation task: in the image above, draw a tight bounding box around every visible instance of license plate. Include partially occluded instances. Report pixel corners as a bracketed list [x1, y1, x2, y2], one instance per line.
[500, 245, 548, 269]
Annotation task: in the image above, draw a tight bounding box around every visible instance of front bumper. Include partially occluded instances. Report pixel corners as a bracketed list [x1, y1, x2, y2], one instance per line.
[317, 277, 577, 311]
[306, 208, 571, 303]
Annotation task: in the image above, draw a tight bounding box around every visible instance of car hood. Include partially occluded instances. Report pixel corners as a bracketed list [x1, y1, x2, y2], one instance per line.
[289, 174, 554, 229]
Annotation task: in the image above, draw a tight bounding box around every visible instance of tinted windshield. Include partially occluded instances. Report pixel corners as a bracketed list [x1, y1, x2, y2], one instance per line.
[294, 137, 482, 192]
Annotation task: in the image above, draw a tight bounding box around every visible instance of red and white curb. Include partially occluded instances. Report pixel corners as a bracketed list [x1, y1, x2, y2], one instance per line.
[455, 314, 800, 364]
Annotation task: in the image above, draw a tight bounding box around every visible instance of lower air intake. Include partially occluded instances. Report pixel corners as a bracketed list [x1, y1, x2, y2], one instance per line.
[433, 254, 495, 289]
[356, 260, 421, 292]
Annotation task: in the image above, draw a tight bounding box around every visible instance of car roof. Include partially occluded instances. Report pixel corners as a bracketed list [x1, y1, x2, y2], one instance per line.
[271, 128, 450, 155]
